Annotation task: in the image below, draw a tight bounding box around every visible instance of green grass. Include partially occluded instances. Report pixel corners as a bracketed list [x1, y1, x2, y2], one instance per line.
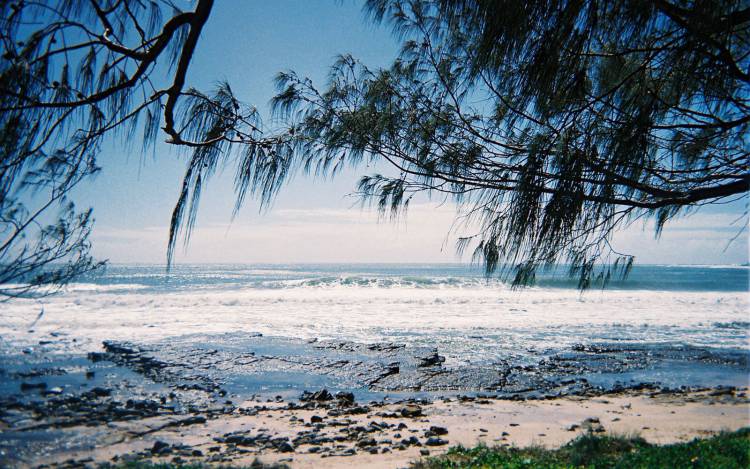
[412, 428, 750, 469]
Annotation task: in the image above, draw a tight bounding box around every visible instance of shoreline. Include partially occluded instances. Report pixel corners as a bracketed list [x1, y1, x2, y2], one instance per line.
[2, 331, 748, 468]
[6, 387, 748, 468]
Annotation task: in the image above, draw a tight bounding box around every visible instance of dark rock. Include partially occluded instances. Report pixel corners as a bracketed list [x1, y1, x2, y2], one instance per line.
[336, 391, 355, 405]
[310, 415, 324, 423]
[430, 426, 448, 435]
[20, 382, 47, 392]
[399, 404, 422, 418]
[90, 387, 111, 397]
[151, 441, 170, 454]
[302, 389, 333, 402]
[179, 415, 207, 426]
[357, 438, 377, 448]
[276, 441, 295, 453]
[417, 351, 446, 367]
[420, 449, 430, 456]
[425, 437, 448, 446]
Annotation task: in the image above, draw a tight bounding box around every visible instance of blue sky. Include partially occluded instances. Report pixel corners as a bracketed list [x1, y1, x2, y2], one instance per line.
[76, 1, 748, 265]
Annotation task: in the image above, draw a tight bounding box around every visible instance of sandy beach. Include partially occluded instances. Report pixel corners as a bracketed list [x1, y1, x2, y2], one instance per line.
[5, 387, 742, 468]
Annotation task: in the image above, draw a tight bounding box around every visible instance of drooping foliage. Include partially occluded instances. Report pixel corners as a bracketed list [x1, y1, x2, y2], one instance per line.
[0, 0, 284, 298]
[253, 0, 748, 285]
[1, 1, 748, 297]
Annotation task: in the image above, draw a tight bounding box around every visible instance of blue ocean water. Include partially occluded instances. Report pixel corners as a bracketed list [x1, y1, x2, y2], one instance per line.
[74, 263, 750, 293]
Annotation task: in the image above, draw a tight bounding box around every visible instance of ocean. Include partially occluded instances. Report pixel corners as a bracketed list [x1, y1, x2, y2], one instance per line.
[1, 264, 747, 370]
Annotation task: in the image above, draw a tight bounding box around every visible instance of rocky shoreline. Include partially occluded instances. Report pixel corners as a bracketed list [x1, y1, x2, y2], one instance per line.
[1, 333, 748, 468]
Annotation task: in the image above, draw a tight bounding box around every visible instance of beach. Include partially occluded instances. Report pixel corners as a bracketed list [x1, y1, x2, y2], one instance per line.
[0, 264, 748, 467]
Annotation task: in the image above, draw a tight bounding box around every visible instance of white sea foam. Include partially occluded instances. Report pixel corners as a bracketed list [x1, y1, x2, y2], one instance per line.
[1, 281, 747, 365]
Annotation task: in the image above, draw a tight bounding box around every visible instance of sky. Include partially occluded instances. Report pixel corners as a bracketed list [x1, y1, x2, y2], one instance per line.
[76, 1, 748, 266]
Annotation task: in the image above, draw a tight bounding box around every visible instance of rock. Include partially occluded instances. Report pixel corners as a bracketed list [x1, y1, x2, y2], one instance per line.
[583, 417, 605, 433]
[509, 423, 519, 427]
[397, 422, 408, 430]
[336, 391, 355, 405]
[179, 415, 207, 426]
[302, 389, 333, 402]
[418, 351, 446, 367]
[151, 441, 170, 454]
[425, 437, 448, 446]
[310, 415, 324, 423]
[347, 406, 369, 415]
[420, 449, 430, 456]
[20, 382, 47, 391]
[399, 404, 422, 418]
[87, 352, 108, 362]
[357, 438, 377, 448]
[90, 387, 111, 397]
[566, 424, 580, 431]
[277, 442, 295, 453]
[430, 426, 449, 435]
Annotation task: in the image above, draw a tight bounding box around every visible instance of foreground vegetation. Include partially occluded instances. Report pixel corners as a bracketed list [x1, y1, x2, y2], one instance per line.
[414, 429, 750, 468]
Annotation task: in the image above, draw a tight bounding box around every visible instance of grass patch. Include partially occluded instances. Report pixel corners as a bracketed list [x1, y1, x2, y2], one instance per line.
[413, 428, 750, 469]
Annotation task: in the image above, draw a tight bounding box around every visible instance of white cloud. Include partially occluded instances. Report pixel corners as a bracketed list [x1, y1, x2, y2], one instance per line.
[91, 203, 749, 265]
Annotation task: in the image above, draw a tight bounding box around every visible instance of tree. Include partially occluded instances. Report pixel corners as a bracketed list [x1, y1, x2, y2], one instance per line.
[263, 0, 749, 286]
[1, 1, 747, 298]
[0, 0, 285, 299]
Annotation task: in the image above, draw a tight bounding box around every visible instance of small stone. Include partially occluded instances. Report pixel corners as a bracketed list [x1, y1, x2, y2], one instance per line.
[430, 426, 449, 435]
[151, 441, 169, 454]
[90, 387, 111, 397]
[277, 442, 295, 453]
[425, 437, 448, 446]
[311, 415, 324, 423]
[399, 404, 422, 418]
[420, 449, 430, 456]
[336, 391, 355, 405]
[357, 438, 377, 448]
